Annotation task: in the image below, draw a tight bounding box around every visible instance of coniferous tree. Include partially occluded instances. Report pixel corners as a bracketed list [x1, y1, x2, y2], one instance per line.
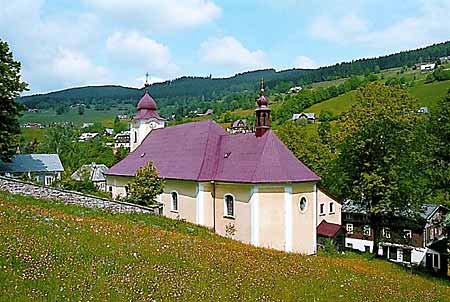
[0, 39, 27, 161]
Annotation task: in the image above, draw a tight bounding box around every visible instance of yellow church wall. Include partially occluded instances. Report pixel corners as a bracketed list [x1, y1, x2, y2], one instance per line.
[214, 183, 252, 244]
[106, 175, 132, 199]
[291, 182, 316, 254]
[258, 186, 286, 251]
[161, 179, 197, 224]
[317, 189, 341, 226]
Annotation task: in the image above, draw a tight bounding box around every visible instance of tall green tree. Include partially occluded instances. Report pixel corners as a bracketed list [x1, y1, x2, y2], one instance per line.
[0, 39, 28, 161]
[128, 162, 164, 206]
[332, 83, 429, 255]
[428, 90, 450, 205]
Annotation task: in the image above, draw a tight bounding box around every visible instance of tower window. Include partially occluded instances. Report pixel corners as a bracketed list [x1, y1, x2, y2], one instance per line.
[134, 131, 137, 143]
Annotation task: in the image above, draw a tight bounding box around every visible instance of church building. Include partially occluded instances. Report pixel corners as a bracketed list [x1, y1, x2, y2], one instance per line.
[106, 80, 341, 254]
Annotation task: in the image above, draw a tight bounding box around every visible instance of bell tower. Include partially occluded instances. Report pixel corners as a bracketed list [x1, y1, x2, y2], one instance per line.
[130, 74, 166, 152]
[255, 79, 271, 137]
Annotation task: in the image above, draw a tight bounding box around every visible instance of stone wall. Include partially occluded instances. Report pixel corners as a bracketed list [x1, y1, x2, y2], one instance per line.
[0, 176, 161, 214]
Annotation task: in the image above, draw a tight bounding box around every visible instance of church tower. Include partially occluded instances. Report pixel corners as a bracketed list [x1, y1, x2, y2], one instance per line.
[130, 74, 166, 152]
[255, 79, 271, 137]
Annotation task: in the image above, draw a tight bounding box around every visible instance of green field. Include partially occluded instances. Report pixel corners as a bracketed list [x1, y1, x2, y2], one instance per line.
[0, 191, 449, 301]
[305, 80, 450, 117]
[19, 107, 133, 128]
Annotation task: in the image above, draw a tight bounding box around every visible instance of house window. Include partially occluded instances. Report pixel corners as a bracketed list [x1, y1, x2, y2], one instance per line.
[389, 247, 398, 260]
[433, 254, 439, 268]
[108, 186, 112, 192]
[44, 175, 53, 186]
[364, 245, 370, 253]
[329, 202, 335, 214]
[363, 225, 371, 237]
[346, 223, 353, 235]
[319, 203, 325, 215]
[224, 194, 234, 217]
[346, 243, 353, 248]
[298, 196, 307, 212]
[171, 191, 178, 212]
[382, 228, 391, 239]
[403, 249, 412, 263]
[403, 229, 412, 239]
[124, 186, 129, 196]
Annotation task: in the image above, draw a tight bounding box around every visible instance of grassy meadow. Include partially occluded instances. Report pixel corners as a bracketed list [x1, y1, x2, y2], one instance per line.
[0, 190, 449, 301]
[19, 107, 133, 128]
[305, 79, 450, 117]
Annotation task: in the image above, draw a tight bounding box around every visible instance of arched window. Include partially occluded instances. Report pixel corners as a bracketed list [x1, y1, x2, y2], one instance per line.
[134, 131, 138, 143]
[224, 194, 234, 217]
[298, 196, 307, 213]
[171, 191, 178, 212]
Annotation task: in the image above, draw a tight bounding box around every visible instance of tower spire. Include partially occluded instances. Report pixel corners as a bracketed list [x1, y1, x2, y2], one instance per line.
[144, 72, 150, 92]
[260, 78, 265, 96]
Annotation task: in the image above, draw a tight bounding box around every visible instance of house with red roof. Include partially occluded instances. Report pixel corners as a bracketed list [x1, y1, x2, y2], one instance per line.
[106, 80, 341, 254]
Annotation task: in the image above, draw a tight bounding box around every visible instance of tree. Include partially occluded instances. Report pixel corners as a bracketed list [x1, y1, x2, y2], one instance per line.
[78, 105, 85, 115]
[128, 161, 164, 206]
[428, 91, 450, 205]
[0, 39, 28, 161]
[332, 83, 430, 255]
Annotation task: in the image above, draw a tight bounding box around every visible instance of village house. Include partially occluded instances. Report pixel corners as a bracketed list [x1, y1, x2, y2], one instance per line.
[78, 132, 99, 142]
[114, 131, 131, 150]
[0, 154, 64, 186]
[106, 80, 341, 254]
[288, 86, 303, 94]
[420, 63, 436, 72]
[342, 200, 448, 275]
[227, 119, 250, 134]
[292, 112, 316, 123]
[71, 163, 109, 191]
[197, 109, 214, 116]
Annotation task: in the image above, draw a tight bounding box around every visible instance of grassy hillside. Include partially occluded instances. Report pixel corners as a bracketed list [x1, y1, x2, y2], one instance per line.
[306, 80, 450, 116]
[1, 191, 448, 301]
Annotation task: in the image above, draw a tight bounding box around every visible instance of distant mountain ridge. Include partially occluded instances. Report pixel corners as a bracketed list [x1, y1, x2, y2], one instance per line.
[20, 40, 450, 110]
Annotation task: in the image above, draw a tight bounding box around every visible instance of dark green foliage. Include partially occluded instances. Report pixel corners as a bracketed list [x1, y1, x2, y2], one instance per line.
[127, 162, 164, 206]
[428, 91, 450, 205]
[331, 83, 430, 254]
[0, 39, 27, 161]
[78, 105, 85, 115]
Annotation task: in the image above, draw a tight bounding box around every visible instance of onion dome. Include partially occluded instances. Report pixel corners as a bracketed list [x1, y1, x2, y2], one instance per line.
[137, 92, 157, 111]
[256, 78, 269, 107]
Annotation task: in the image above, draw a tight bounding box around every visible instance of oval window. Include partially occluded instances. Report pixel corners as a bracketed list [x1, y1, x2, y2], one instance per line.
[299, 196, 307, 212]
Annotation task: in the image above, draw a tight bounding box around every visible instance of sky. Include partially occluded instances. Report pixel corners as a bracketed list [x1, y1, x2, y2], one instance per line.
[1, 0, 450, 94]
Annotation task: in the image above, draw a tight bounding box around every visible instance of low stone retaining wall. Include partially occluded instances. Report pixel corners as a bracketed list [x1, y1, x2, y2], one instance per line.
[0, 176, 161, 214]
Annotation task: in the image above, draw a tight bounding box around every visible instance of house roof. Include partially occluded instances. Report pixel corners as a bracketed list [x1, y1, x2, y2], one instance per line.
[106, 120, 320, 183]
[342, 200, 442, 220]
[293, 113, 315, 120]
[232, 119, 247, 128]
[317, 220, 343, 238]
[71, 163, 109, 182]
[0, 154, 64, 173]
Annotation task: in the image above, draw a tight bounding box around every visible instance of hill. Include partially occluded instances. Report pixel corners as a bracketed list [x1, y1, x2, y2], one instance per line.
[305, 80, 450, 117]
[1, 190, 449, 301]
[20, 41, 450, 111]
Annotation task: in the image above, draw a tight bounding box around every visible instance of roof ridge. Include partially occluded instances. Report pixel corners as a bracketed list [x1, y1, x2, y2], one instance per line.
[196, 120, 217, 180]
[249, 131, 270, 182]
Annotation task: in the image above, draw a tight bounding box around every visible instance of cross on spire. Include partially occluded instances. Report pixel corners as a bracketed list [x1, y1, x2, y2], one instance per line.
[144, 72, 150, 91]
[260, 78, 265, 96]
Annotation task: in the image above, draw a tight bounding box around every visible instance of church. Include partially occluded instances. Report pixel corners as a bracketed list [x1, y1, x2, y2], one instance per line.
[106, 80, 341, 254]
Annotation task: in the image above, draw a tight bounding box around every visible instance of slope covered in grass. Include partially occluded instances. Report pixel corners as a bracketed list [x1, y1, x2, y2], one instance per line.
[0, 191, 448, 301]
[305, 80, 450, 117]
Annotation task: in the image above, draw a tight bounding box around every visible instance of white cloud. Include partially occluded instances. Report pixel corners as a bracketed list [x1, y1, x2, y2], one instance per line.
[199, 36, 269, 72]
[50, 48, 109, 86]
[309, 1, 450, 52]
[294, 56, 318, 69]
[87, 0, 221, 31]
[106, 31, 179, 78]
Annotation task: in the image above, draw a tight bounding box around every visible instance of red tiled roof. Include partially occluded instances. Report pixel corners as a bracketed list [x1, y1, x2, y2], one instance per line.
[106, 120, 321, 183]
[317, 220, 343, 238]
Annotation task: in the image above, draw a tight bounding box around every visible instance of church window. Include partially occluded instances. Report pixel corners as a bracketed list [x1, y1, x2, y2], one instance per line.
[134, 131, 137, 143]
[171, 191, 178, 212]
[299, 196, 307, 212]
[224, 194, 234, 217]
